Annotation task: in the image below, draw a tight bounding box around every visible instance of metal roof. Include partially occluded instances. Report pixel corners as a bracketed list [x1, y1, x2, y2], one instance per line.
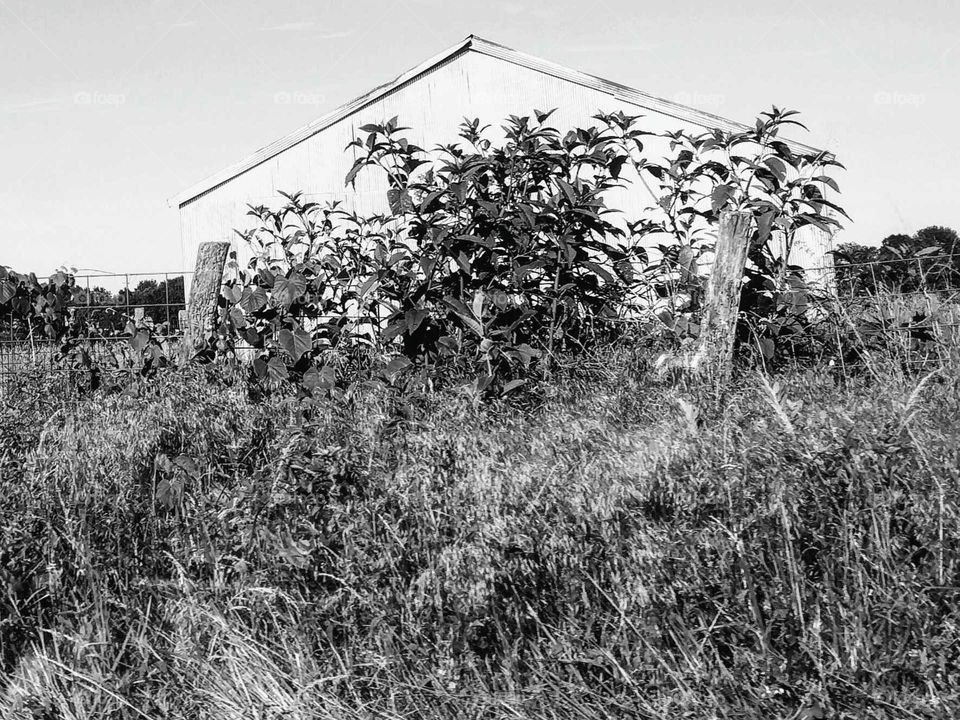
[172, 35, 822, 208]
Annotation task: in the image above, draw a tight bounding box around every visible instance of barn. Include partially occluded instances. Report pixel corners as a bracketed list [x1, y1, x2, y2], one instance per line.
[172, 35, 835, 282]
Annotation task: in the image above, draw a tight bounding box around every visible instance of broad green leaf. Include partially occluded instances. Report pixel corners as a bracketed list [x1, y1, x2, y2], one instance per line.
[764, 156, 788, 181]
[387, 188, 413, 214]
[517, 204, 538, 227]
[0, 280, 15, 304]
[384, 356, 412, 378]
[303, 364, 336, 391]
[501, 379, 525, 396]
[302, 365, 321, 391]
[272, 273, 307, 307]
[582, 261, 614, 284]
[473, 374, 493, 392]
[404, 307, 429, 334]
[812, 175, 840, 193]
[345, 161, 364, 187]
[358, 275, 379, 298]
[229, 306, 246, 329]
[444, 297, 483, 337]
[471, 291, 484, 323]
[278, 327, 312, 360]
[760, 338, 775, 360]
[556, 178, 577, 205]
[129, 330, 150, 353]
[257, 267, 276, 288]
[711, 184, 735, 213]
[173, 455, 199, 477]
[756, 210, 777, 244]
[244, 327, 262, 348]
[609, 155, 628, 180]
[266, 356, 288, 384]
[222, 285, 242, 304]
[419, 190, 444, 213]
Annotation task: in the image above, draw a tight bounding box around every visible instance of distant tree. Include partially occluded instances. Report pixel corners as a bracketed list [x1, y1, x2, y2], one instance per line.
[880, 227, 960, 291]
[130, 276, 186, 329]
[833, 227, 960, 294]
[876, 233, 915, 257]
[915, 226, 959, 254]
[71, 277, 186, 335]
[72, 285, 119, 334]
[833, 241, 880, 295]
[914, 226, 960, 288]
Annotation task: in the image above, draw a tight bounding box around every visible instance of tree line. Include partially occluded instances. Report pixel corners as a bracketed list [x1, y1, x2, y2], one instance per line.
[0, 275, 185, 341]
[833, 226, 960, 294]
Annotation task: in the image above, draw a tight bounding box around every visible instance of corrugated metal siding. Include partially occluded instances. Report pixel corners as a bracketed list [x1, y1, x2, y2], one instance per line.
[790, 225, 836, 289]
[764, 226, 837, 290]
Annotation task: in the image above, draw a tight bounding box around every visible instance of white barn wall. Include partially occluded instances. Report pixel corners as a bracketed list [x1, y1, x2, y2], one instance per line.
[179, 49, 719, 273]
[178, 38, 838, 294]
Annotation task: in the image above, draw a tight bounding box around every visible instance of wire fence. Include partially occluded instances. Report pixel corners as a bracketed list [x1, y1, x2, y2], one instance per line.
[3, 253, 960, 397]
[789, 253, 960, 370]
[812, 252, 960, 313]
[0, 271, 190, 396]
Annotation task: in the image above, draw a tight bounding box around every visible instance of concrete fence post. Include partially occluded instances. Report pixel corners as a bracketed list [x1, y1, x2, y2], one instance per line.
[690, 211, 753, 378]
[184, 241, 230, 354]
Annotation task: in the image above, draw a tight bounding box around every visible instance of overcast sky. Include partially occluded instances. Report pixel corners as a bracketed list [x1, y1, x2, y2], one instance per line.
[2, 0, 958, 275]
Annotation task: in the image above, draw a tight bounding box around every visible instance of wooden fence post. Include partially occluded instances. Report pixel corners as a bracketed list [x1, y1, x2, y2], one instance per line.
[690, 211, 753, 378]
[184, 241, 230, 354]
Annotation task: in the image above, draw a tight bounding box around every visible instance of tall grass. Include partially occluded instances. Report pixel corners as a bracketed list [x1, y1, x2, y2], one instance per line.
[1, 347, 959, 718]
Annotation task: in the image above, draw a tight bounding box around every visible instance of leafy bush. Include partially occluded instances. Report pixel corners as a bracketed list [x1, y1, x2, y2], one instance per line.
[633, 107, 846, 363]
[342, 112, 645, 382]
[221, 108, 847, 393]
[222, 111, 651, 396]
[219, 192, 382, 394]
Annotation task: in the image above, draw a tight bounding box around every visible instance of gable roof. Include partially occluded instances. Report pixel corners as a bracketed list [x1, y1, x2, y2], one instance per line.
[172, 35, 822, 208]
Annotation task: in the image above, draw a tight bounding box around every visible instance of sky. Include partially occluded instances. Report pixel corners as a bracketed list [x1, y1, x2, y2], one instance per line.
[2, 0, 959, 275]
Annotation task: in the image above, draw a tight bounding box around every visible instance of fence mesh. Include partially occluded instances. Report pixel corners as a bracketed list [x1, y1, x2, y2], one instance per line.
[0, 271, 190, 396]
[3, 253, 960, 397]
[793, 253, 960, 370]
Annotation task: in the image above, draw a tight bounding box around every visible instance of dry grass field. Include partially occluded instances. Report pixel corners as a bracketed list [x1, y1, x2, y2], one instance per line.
[2, 344, 959, 719]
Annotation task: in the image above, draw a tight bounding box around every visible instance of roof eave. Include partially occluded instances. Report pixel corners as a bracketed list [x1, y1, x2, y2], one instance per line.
[169, 35, 477, 208]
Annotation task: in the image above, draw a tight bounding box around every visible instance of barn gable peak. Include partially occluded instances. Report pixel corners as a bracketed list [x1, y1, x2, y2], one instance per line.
[172, 35, 820, 208]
